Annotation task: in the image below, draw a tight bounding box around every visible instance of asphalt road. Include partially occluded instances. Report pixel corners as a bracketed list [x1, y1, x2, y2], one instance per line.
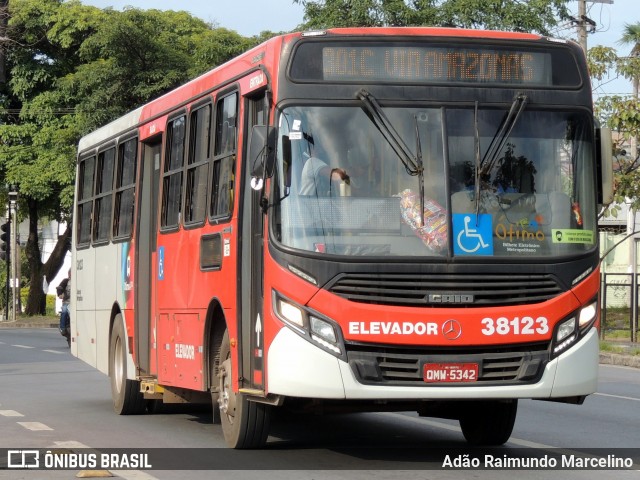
[0, 328, 639, 480]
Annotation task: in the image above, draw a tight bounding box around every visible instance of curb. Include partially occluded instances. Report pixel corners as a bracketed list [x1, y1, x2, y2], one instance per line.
[599, 352, 640, 369]
[0, 323, 58, 329]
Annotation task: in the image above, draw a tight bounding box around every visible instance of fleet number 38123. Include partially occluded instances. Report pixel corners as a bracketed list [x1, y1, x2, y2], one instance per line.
[480, 316, 549, 336]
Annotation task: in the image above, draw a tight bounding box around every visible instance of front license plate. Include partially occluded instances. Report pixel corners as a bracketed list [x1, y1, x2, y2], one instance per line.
[423, 363, 479, 383]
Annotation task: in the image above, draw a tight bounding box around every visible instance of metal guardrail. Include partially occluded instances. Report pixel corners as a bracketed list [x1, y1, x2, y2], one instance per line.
[601, 272, 639, 343]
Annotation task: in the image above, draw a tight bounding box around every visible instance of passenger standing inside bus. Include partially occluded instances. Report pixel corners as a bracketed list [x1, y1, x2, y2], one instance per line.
[57, 269, 71, 342]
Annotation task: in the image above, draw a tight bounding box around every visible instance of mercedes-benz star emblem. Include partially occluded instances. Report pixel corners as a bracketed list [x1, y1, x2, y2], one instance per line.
[442, 319, 462, 340]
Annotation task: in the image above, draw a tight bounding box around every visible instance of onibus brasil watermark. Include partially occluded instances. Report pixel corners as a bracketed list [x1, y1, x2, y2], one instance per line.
[6, 450, 151, 470]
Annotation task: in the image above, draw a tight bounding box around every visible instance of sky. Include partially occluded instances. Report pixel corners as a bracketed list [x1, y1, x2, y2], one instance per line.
[81, 0, 637, 96]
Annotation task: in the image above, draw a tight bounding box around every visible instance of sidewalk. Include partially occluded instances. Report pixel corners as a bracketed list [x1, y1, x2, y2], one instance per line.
[1, 316, 639, 368]
[0, 315, 59, 329]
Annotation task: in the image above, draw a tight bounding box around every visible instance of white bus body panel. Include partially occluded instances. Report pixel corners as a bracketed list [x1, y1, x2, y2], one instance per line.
[72, 240, 133, 378]
[267, 326, 598, 400]
[549, 328, 599, 397]
[72, 244, 97, 369]
[94, 245, 118, 374]
[77, 107, 143, 153]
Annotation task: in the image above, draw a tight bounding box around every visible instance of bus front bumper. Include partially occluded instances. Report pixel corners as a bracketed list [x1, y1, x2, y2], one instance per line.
[266, 327, 599, 400]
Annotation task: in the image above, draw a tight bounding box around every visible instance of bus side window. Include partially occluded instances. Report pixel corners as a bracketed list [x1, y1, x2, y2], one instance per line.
[113, 137, 138, 239]
[185, 104, 211, 225]
[210, 92, 237, 219]
[161, 115, 186, 229]
[93, 147, 116, 244]
[76, 155, 96, 247]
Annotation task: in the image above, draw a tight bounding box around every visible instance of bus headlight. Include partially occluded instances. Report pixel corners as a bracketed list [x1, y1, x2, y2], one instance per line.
[579, 302, 597, 329]
[273, 290, 345, 359]
[277, 298, 305, 330]
[310, 316, 337, 343]
[556, 317, 576, 344]
[551, 298, 598, 358]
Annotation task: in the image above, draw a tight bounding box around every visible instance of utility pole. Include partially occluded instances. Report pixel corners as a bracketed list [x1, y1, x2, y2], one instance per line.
[572, 0, 613, 54]
[577, 0, 588, 54]
[8, 186, 17, 322]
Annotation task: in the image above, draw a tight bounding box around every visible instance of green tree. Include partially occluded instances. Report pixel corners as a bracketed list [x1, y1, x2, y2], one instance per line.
[0, 0, 254, 314]
[293, 0, 570, 34]
[588, 40, 640, 216]
[0, 0, 97, 315]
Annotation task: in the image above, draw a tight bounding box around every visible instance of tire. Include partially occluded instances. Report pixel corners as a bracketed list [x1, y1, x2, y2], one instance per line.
[109, 314, 146, 415]
[459, 400, 518, 446]
[217, 329, 271, 448]
[209, 326, 223, 426]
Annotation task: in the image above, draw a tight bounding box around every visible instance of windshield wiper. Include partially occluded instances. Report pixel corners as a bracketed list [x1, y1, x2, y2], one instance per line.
[473, 101, 481, 219]
[356, 89, 426, 225]
[356, 89, 420, 175]
[414, 114, 425, 228]
[481, 93, 528, 175]
[474, 93, 527, 219]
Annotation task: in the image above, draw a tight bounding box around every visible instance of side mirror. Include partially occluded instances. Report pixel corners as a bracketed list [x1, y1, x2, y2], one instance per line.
[597, 127, 614, 205]
[249, 125, 275, 190]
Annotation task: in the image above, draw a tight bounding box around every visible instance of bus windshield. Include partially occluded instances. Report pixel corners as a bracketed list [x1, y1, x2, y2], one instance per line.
[273, 105, 596, 258]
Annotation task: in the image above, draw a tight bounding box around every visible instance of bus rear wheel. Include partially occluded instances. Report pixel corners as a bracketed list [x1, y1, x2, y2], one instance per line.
[459, 399, 517, 446]
[109, 314, 145, 415]
[217, 329, 271, 448]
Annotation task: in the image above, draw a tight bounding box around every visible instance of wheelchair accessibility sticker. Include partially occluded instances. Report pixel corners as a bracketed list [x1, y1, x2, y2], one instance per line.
[453, 213, 493, 255]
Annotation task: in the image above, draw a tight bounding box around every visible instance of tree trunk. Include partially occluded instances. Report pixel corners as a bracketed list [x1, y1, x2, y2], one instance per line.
[24, 198, 71, 315]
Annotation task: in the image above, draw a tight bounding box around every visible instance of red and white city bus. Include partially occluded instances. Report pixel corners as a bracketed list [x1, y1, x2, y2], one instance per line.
[71, 27, 613, 448]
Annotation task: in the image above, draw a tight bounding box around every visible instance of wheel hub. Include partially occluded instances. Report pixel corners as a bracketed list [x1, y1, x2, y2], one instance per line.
[218, 358, 236, 417]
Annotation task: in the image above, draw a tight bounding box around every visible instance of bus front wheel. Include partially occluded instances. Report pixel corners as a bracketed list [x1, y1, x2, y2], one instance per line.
[109, 314, 145, 415]
[459, 399, 517, 446]
[217, 329, 271, 448]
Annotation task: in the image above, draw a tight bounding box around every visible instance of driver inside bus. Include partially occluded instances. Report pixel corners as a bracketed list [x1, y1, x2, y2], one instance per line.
[299, 153, 350, 196]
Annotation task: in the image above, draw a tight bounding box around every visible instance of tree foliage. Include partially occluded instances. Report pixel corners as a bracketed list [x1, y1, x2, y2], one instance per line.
[293, 0, 571, 35]
[588, 36, 640, 217]
[0, 0, 257, 314]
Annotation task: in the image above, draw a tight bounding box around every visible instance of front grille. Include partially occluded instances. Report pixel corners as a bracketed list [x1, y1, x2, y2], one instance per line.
[328, 273, 563, 307]
[347, 342, 549, 386]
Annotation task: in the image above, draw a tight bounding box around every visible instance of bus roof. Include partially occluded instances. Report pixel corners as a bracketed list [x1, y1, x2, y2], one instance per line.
[318, 26, 542, 41]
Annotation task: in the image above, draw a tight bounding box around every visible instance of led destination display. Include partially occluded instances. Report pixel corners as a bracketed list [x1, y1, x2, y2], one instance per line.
[290, 41, 581, 87]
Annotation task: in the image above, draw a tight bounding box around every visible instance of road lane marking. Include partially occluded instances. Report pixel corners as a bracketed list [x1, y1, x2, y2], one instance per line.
[595, 392, 640, 402]
[51, 441, 159, 480]
[53, 441, 90, 448]
[389, 412, 640, 473]
[11, 344, 35, 349]
[112, 471, 159, 480]
[42, 349, 66, 355]
[0, 410, 24, 417]
[17, 421, 53, 431]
